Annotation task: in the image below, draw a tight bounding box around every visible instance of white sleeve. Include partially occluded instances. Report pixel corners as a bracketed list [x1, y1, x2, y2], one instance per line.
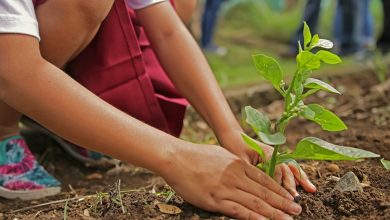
[0, 1, 40, 40]
[126, 0, 167, 10]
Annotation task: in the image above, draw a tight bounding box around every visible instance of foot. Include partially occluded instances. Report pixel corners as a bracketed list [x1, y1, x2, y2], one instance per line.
[0, 135, 61, 200]
[202, 44, 228, 56]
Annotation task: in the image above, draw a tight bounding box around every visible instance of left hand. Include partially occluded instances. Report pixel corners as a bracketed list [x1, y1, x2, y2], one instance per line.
[218, 129, 317, 198]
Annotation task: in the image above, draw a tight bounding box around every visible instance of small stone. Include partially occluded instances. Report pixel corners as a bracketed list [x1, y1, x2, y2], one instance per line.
[327, 176, 340, 182]
[334, 171, 363, 193]
[327, 164, 340, 172]
[83, 209, 90, 217]
[157, 203, 182, 215]
[85, 173, 103, 180]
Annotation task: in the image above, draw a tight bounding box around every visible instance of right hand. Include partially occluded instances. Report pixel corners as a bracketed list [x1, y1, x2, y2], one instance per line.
[160, 143, 302, 220]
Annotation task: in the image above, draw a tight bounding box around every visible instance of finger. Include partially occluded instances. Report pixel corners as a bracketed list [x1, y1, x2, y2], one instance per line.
[238, 177, 302, 216]
[281, 164, 299, 198]
[288, 163, 316, 193]
[245, 165, 294, 201]
[230, 190, 296, 219]
[218, 200, 268, 220]
[274, 166, 283, 185]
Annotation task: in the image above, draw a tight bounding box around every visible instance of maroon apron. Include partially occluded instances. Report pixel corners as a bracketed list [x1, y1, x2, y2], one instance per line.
[33, 0, 188, 137]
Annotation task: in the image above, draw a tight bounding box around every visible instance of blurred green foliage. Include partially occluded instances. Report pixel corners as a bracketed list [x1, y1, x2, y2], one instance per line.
[206, 0, 384, 88]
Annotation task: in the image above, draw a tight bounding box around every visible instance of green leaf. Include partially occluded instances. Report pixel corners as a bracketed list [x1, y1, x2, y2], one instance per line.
[297, 51, 321, 70]
[252, 54, 283, 92]
[256, 163, 265, 170]
[244, 106, 285, 146]
[292, 71, 305, 97]
[301, 89, 320, 99]
[310, 34, 320, 48]
[381, 158, 390, 170]
[244, 106, 271, 134]
[301, 105, 315, 118]
[241, 133, 266, 161]
[316, 50, 342, 64]
[304, 78, 341, 94]
[258, 132, 286, 145]
[303, 21, 312, 49]
[283, 137, 380, 161]
[303, 104, 347, 131]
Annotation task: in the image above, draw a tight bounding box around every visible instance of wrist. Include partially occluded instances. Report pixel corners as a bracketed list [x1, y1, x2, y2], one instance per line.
[216, 127, 244, 150]
[151, 137, 189, 178]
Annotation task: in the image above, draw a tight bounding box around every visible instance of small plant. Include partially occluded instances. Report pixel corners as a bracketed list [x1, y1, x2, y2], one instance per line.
[241, 22, 387, 177]
[109, 179, 127, 214]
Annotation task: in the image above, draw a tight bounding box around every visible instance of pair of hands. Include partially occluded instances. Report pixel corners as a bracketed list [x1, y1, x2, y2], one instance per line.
[160, 130, 316, 220]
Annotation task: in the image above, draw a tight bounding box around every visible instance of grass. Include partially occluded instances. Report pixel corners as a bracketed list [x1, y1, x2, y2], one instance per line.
[63, 197, 69, 220]
[205, 0, 385, 88]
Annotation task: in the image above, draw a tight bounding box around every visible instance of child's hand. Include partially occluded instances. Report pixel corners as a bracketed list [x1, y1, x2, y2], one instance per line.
[218, 129, 317, 198]
[161, 142, 301, 219]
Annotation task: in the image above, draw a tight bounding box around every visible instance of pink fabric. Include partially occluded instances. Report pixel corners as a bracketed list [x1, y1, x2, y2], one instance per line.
[4, 181, 43, 190]
[66, 0, 187, 136]
[0, 139, 35, 175]
[32, 0, 187, 136]
[32, 0, 46, 6]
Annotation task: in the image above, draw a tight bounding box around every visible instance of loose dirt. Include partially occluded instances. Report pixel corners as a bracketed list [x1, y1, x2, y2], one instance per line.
[0, 70, 389, 219]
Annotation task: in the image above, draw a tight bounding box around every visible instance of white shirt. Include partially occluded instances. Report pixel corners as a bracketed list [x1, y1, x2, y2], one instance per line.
[0, 0, 166, 41]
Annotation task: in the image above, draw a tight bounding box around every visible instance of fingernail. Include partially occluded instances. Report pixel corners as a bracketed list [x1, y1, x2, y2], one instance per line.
[294, 195, 302, 203]
[291, 203, 302, 214]
[309, 182, 317, 190]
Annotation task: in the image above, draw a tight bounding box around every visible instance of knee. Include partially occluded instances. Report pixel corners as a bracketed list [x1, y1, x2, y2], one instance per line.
[75, 0, 115, 28]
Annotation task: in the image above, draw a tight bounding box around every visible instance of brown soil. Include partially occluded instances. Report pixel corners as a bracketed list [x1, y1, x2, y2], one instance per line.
[0, 70, 389, 219]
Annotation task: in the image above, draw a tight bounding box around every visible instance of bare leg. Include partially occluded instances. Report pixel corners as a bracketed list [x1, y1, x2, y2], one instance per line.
[0, 0, 114, 140]
[0, 101, 21, 140]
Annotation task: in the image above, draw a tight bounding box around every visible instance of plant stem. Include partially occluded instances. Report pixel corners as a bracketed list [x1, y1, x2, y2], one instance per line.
[268, 144, 280, 177]
[117, 179, 126, 214]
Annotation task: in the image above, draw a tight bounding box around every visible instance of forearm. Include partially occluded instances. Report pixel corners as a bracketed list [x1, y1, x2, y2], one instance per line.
[174, 0, 197, 25]
[0, 35, 179, 176]
[137, 3, 242, 140]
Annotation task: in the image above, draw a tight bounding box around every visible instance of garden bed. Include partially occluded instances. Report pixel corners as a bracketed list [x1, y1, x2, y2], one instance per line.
[0, 70, 389, 220]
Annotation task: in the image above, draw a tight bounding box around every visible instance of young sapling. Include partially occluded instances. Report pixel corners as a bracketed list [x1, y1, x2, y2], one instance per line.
[242, 22, 386, 178]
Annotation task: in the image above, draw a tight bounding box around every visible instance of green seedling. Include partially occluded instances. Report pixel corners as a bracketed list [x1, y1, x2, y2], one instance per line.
[109, 179, 127, 214]
[242, 22, 385, 177]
